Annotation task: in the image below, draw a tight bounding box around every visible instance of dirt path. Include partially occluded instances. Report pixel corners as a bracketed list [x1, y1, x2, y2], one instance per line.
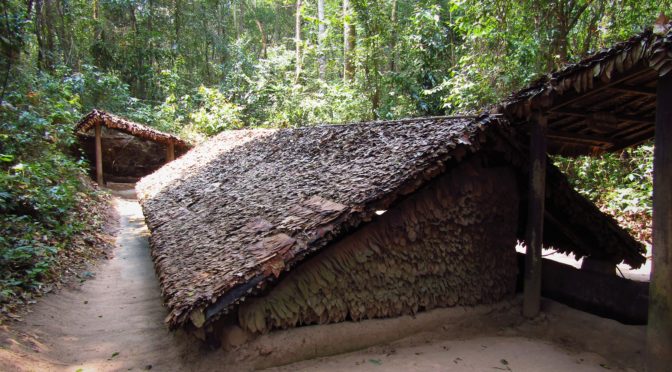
[0, 194, 648, 372]
[2, 196, 224, 372]
[270, 336, 619, 372]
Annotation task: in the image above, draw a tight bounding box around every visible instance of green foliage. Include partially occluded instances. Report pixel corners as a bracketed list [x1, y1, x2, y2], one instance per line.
[0, 66, 122, 301]
[554, 144, 654, 243]
[188, 86, 244, 135]
[555, 144, 654, 216]
[238, 46, 371, 127]
[0, 157, 87, 293]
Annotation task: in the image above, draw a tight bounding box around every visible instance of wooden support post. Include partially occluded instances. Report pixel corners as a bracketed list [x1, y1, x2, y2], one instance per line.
[166, 142, 175, 163]
[95, 123, 104, 186]
[648, 72, 672, 371]
[523, 112, 547, 318]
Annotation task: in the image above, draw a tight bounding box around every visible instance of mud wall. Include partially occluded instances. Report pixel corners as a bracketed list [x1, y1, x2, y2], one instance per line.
[238, 157, 520, 334]
[78, 127, 180, 181]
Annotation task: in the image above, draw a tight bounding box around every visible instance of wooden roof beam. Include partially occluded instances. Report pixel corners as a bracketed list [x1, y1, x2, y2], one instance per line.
[548, 66, 655, 112]
[547, 130, 614, 145]
[613, 121, 653, 139]
[608, 84, 657, 96]
[550, 109, 654, 125]
[523, 112, 548, 318]
[596, 91, 656, 115]
[607, 128, 655, 153]
[648, 69, 672, 371]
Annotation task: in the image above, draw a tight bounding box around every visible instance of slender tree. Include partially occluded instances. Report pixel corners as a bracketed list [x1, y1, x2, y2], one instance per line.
[343, 0, 355, 82]
[389, 0, 397, 72]
[256, 19, 268, 58]
[317, 0, 326, 80]
[295, 0, 302, 82]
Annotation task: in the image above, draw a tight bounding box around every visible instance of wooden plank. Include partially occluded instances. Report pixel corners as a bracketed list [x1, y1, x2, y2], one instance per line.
[550, 108, 654, 125]
[523, 112, 547, 318]
[612, 120, 652, 139]
[648, 72, 672, 372]
[95, 123, 104, 186]
[608, 85, 657, 96]
[166, 142, 175, 163]
[547, 130, 614, 145]
[548, 67, 654, 112]
[607, 128, 655, 153]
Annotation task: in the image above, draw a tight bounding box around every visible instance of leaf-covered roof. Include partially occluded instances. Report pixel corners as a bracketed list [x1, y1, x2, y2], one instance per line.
[496, 23, 671, 156]
[137, 115, 645, 329]
[75, 109, 191, 149]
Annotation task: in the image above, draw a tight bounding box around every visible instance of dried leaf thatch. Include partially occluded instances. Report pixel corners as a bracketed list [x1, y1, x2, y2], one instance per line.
[498, 23, 672, 119]
[238, 159, 519, 333]
[137, 115, 645, 330]
[75, 109, 190, 149]
[494, 23, 670, 157]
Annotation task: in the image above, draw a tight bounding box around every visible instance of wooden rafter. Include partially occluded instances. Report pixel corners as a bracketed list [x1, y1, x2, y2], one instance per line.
[608, 84, 657, 96]
[607, 128, 655, 153]
[547, 130, 614, 145]
[550, 108, 654, 125]
[547, 67, 655, 113]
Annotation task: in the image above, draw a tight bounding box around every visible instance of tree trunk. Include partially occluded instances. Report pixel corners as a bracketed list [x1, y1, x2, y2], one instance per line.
[55, 0, 71, 66]
[147, 0, 154, 65]
[173, 0, 181, 57]
[92, 0, 99, 19]
[238, 1, 245, 40]
[343, 0, 355, 82]
[34, 0, 45, 68]
[272, 1, 280, 45]
[295, 0, 302, 82]
[129, 4, 144, 97]
[256, 19, 267, 59]
[317, 0, 326, 80]
[34, 0, 56, 70]
[43, 0, 56, 69]
[232, 2, 239, 40]
[389, 0, 397, 72]
[201, 4, 211, 81]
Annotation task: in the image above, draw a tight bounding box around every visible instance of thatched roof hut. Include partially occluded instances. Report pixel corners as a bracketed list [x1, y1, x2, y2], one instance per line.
[75, 109, 190, 148]
[75, 110, 191, 183]
[137, 115, 644, 332]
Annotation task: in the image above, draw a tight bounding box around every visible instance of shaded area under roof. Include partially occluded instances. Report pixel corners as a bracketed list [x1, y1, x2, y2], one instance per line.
[75, 109, 191, 149]
[136, 116, 645, 329]
[496, 23, 672, 157]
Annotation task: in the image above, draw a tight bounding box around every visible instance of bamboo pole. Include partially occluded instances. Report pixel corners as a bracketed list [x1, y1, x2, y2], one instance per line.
[95, 123, 104, 185]
[523, 112, 547, 318]
[166, 142, 175, 163]
[647, 72, 672, 371]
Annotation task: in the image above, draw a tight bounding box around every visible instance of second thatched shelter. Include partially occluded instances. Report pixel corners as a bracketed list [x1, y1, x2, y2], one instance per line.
[75, 109, 191, 184]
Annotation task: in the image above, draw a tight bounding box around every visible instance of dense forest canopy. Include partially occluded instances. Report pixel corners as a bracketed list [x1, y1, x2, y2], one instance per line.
[1, 0, 670, 131]
[0, 0, 665, 311]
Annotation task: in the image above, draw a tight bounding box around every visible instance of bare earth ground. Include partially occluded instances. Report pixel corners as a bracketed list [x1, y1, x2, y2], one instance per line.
[0, 194, 648, 372]
[271, 336, 618, 372]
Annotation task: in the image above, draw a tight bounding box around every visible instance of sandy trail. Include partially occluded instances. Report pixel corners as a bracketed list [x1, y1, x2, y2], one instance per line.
[1, 194, 647, 372]
[4, 196, 220, 371]
[271, 336, 618, 372]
